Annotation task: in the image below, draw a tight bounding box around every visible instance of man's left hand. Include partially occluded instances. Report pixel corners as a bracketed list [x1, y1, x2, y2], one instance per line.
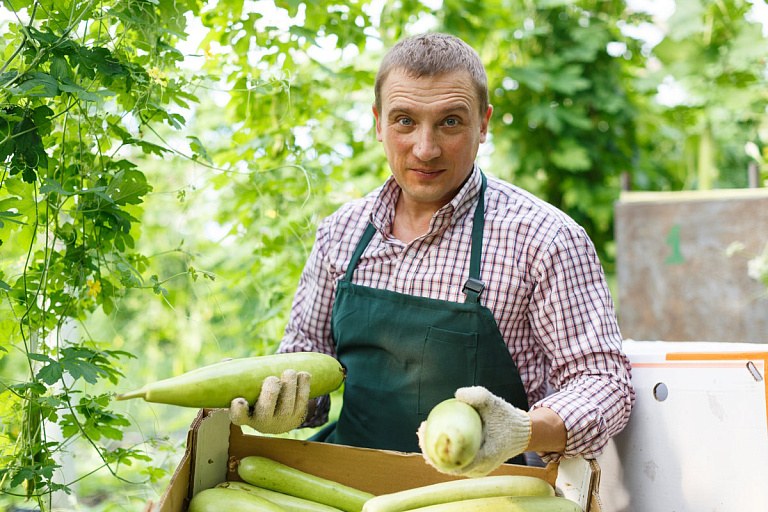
[418, 386, 531, 478]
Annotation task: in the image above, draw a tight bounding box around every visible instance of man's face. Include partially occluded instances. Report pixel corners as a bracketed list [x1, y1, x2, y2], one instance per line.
[373, 68, 492, 212]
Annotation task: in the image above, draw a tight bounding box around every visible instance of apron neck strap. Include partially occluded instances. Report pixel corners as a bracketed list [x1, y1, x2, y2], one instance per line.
[344, 222, 377, 282]
[463, 172, 486, 303]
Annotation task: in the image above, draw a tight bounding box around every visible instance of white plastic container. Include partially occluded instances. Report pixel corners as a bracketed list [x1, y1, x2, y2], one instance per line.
[599, 340, 768, 511]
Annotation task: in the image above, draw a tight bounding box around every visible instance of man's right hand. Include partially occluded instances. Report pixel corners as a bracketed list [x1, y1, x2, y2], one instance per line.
[229, 369, 311, 434]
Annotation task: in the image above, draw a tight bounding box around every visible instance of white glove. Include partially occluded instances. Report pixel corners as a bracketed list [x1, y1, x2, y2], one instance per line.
[418, 386, 532, 478]
[229, 369, 311, 434]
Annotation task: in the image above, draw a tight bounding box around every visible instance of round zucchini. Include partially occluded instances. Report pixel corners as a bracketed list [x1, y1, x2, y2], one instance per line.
[422, 398, 483, 471]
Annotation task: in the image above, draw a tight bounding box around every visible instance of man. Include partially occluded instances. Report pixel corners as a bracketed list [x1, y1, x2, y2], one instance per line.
[230, 33, 634, 477]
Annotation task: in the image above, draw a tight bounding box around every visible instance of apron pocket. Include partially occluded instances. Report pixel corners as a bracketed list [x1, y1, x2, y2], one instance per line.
[417, 327, 478, 415]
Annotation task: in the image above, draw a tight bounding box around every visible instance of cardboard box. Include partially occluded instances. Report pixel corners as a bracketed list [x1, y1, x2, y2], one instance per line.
[146, 408, 602, 511]
[598, 341, 768, 511]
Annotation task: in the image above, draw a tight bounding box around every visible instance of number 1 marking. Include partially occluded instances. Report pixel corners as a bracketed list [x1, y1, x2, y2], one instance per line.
[665, 224, 685, 265]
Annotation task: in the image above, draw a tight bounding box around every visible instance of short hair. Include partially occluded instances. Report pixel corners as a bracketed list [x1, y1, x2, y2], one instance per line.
[374, 33, 489, 117]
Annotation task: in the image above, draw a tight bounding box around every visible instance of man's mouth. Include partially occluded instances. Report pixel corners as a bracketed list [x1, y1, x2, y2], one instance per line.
[411, 168, 445, 177]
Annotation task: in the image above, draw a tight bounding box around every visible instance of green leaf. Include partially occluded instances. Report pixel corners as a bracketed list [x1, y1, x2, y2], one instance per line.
[28, 353, 53, 363]
[7, 381, 47, 395]
[57, 77, 85, 93]
[74, 46, 125, 78]
[0, 70, 19, 86]
[7, 109, 49, 176]
[27, 26, 59, 45]
[150, 275, 168, 297]
[550, 65, 591, 95]
[117, 262, 142, 287]
[39, 178, 72, 197]
[99, 424, 126, 440]
[0, 210, 27, 228]
[557, 107, 593, 131]
[37, 361, 64, 385]
[50, 56, 70, 81]
[508, 66, 548, 93]
[551, 139, 592, 171]
[126, 137, 169, 156]
[188, 136, 212, 163]
[528, 103, 563, 133]
[157, 40, 184, 61]
[58, 77, 103, 101]
[62, 358, 106, 384]
[22, 166, 37, 183]
[105, 8, 187, 38]
[10, 467, 37, 488]
[106, 169, 152, 206]
[31, 105, 54, 136]
[12, 72, 60, 97]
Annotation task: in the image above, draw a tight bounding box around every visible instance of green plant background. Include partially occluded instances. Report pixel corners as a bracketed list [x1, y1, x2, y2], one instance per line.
[1, 0, 766, 510]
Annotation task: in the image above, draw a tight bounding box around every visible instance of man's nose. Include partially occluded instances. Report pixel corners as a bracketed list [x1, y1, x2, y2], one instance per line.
[413, 127, 441, 161]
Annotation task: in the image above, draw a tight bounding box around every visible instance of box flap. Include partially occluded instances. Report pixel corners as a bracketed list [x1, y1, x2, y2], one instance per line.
[190, 409, 231, 498]
[556, 457, 601, 512]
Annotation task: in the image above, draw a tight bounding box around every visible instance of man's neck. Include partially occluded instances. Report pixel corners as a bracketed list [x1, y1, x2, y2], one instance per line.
[391, 195, 439, 243]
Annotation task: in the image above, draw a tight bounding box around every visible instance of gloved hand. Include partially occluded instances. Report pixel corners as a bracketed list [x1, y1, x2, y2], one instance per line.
[229, 369, 311, 434]
[418, 386, 531, 478]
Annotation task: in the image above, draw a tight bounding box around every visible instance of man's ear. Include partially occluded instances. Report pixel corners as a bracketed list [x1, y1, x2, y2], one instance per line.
[373, 104, 383, 142]
[480, 104, 493, 144]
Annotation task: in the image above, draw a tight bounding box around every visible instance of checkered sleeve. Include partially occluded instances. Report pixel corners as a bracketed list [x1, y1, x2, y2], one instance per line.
[528, 225, 635, 463]
[277, 218, 339, 427]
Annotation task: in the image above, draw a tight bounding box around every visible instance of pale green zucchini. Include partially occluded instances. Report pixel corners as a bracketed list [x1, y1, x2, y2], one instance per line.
[115, 352, 344, 408]
[217, 480, 345, 512]
[188, 487, 289, 512]
[403, 496, 582, 512]
[237, 456, 374, 512]
[421, 398, 482, 471]
[361, 475, 554, 512]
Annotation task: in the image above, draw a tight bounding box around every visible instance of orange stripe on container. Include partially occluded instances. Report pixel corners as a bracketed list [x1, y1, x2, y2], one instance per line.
[631, 361, 756, 369]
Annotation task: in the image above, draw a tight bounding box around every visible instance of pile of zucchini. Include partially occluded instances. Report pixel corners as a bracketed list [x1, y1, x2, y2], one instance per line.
[118, 355, 584, 511]
[189, 456, 372, 512]
[188, 456, 582, 512]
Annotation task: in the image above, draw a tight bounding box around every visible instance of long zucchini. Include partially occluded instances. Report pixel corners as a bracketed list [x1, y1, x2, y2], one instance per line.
[403, 496, 583, 511]
[115, 352, 344, 408]
[217, 481, 345, 512]
[188, 487, 289, 512]
[361, 475, 554, 512]
[421, 398, 482, 471]
[238, 456, 374, 512]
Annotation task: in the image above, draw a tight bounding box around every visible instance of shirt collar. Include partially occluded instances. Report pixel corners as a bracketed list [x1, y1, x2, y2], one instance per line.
[370, 164, 483, 237]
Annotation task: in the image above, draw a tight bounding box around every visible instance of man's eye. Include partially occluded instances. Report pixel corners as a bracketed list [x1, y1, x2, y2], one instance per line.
[398, 118, 413, 126]
[444, 118, 459, 127]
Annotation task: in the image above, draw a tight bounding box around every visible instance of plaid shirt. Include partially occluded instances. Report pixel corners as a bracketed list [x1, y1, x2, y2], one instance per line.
[279, 165, 634, 462]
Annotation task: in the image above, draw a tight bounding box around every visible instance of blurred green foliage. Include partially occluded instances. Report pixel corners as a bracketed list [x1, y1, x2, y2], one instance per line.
[0, 0, 766, 509]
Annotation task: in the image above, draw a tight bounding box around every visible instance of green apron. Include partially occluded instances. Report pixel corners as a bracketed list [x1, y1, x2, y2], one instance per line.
[313, 174, 529, 458]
